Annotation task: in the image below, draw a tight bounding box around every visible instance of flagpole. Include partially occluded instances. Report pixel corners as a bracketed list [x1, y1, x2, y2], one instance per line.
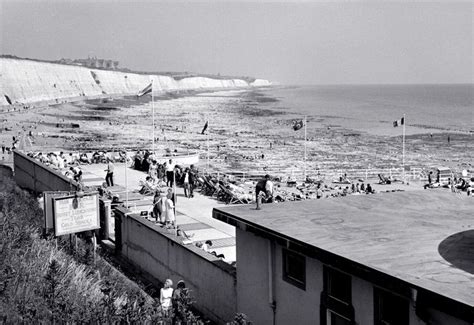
[402, 114, 406, 183]
[207, 119, 209, 175]
[125, 150, 129, 206]
[173, 169, 177, 229]
[304, 115, 307, 182]
[151, 79, 155, 156]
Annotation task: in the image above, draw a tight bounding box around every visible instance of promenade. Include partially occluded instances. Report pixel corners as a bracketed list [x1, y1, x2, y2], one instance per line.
[79, 163, 237, 262]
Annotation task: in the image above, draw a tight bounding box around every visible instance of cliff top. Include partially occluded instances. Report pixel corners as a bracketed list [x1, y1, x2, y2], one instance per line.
[0, 54, 257, 83]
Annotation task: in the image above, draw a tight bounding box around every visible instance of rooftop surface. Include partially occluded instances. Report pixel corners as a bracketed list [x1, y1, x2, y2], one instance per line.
[214, 191, 474, 307]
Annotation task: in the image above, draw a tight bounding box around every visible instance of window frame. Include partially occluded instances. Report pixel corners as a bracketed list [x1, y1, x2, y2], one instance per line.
[374, 287, 409, 325]
[324, 266, 352, 305]
[282, 247, 306, 290]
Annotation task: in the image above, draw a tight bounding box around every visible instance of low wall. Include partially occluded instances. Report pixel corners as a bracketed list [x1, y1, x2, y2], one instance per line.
[115, 208, 237, 324]
[13, 150, 79, 193]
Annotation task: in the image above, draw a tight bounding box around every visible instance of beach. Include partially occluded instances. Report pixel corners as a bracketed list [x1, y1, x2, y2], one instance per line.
[1, 85, 472, 181]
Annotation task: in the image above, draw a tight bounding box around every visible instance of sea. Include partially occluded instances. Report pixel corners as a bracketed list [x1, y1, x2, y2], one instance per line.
[259, 84, 473, 136]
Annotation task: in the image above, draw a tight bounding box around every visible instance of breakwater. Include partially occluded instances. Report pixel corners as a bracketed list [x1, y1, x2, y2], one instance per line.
[0, 58, 271, 107]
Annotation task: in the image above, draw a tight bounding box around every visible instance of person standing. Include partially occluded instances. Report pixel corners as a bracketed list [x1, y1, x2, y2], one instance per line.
[165, 192, 176, 227]
[149, 160, 158, 181]
[166, 159, 174, 186]
[172, 280, 187, 324]
[160, 279, 174, 317]
[152, 191, 166, 224]
[105, 158, 114, 186]
[189, 165, 197, 198]
[255, 174, 269, 202]
[182, 168, 191, 198]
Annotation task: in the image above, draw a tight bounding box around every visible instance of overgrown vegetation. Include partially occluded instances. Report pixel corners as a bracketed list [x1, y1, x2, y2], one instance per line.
[0, 174, 250, 324]
[0, 176, 177, 323]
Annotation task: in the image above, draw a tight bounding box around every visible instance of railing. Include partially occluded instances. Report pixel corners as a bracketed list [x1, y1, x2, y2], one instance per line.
[204, 166, 433, 183]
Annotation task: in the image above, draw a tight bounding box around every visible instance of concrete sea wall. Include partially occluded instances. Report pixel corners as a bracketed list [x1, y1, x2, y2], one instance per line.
[116, 209, 237, 324]
[13, 150, 79, 193]
[0, 58, 271, 106]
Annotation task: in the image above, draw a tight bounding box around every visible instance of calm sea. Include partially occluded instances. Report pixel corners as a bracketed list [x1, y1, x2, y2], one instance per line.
[261, 84, 473, 136]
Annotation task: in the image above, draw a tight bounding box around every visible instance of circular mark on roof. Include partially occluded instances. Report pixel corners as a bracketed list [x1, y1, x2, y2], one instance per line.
[438, 230, 474, 275]
[310, 217, 344, 226]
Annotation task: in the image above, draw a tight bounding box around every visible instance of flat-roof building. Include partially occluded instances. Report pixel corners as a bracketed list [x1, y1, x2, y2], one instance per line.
[213, 191, 473, 325]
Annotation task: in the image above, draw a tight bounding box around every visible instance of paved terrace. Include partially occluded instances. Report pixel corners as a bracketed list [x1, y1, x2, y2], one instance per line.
[77, 162, 426, 264]
[214, 190, 474, 307]
[79, 163, 237, 262]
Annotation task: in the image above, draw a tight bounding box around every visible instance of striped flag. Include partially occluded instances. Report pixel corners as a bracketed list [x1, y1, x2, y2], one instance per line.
[137, 82, 152, 97]
[201, 121, 209, 135]
[293, 119, 304, 131]
[393, 117, 405, 127]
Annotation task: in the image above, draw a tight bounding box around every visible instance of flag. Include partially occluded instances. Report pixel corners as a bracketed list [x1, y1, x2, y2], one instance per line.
[393, 117, 405, 127]
[201, 121, 208, 135]
[137, 83, 152, 97]
[293, 119, 304, 131]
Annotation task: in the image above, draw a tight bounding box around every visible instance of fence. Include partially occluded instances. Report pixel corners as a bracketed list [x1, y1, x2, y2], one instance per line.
[205, 166, 429, 183]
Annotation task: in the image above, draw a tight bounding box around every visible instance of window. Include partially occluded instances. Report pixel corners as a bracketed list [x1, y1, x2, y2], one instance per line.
[282, 248, 306, 290]
[325, 267, 352, 304]
[320, 267, 354, 325]
[374, 288, 409, 325]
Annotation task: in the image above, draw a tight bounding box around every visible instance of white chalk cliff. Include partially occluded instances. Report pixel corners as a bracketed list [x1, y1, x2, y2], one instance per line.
[0, 58, 271, 106]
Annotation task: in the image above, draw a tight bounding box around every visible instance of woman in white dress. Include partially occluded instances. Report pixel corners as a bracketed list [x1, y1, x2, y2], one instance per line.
[165, 192, 175, 226]
[160, 279, 174, 316]
[148, 160, 158, 181]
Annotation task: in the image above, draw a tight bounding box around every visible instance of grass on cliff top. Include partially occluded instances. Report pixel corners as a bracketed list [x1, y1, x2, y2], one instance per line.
[0, 174, 163, 323]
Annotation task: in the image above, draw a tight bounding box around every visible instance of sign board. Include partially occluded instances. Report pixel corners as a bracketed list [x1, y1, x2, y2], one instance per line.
[53, 193, 99, 236]
[43, 191, 70, 231]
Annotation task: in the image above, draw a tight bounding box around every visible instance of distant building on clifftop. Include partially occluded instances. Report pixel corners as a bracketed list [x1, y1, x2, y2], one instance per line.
[57, 56, 119, 70]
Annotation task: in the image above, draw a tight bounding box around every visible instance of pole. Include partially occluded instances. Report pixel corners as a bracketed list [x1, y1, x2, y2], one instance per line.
[304, 115, 307, 182]
[92, 232, 96, 266]
[173, 170, 177, 229]
[125, 151, 129, 207]
[402, 114, 406, 183]
[207, 119, 209, 175]
[151, 80, 155, 156]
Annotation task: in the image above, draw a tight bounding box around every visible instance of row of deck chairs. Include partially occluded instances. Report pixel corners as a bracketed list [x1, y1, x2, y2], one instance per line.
[197, 176, 250, 205]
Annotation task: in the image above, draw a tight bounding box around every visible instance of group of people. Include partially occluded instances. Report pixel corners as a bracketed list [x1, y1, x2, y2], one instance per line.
[424, 170, 473, 195]
[141, 159, 199, 200]
[159, 279, 187, 321]
[151, 188, 176, 227]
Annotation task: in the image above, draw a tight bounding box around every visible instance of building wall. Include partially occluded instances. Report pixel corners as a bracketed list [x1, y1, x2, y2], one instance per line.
[235, 229, 471, 325]
[236, 228, 274, 324]
[118, 210, 237, 324]
[273, 243, 322, 325]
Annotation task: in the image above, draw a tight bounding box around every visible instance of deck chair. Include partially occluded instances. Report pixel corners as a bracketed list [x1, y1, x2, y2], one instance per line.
[138, 180, 156, 196]
[220, 185, 247, 204]
[378, 174, 391, 185]
[205, 179, 221, 198]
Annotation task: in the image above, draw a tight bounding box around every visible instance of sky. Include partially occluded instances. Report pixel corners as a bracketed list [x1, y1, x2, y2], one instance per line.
[0, 1, 472, 85]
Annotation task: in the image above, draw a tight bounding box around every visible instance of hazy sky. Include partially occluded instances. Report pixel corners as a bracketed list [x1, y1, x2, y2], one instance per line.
[0, 1, 472, 85]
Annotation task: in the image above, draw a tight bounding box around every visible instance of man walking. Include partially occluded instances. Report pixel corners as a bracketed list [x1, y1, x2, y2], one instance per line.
[166, 159, 174, 186]
[105, 158, 115, 186]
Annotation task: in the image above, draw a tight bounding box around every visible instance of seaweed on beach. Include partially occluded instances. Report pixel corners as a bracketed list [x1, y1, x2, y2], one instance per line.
[242, 91, 280, 103]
